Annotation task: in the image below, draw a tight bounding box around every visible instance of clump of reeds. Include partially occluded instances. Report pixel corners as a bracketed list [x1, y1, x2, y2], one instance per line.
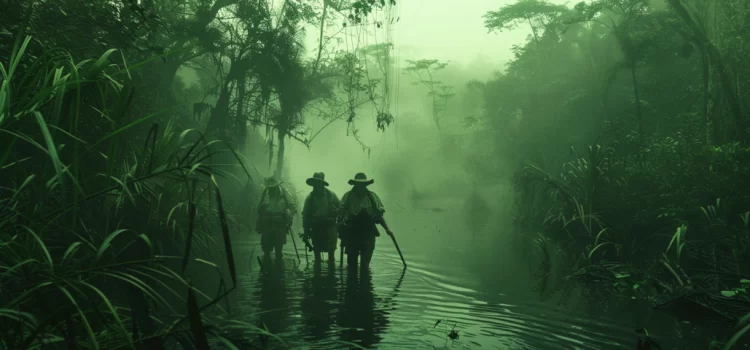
[0, 31, 272, 349]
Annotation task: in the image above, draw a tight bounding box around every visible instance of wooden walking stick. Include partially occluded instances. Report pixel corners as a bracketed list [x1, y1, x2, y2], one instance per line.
[339, 240, 344, 267]
[379, 219, 406, 268]
[288, 228, 301, 264]
[338, 224, 346, 268]
[304, 234, 309, 264]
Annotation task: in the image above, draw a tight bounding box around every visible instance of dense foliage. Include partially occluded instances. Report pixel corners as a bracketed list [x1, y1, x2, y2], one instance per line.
[0, 0, 394, 348]
[467, 0, 750, 347]
[3, 0, 750, 347]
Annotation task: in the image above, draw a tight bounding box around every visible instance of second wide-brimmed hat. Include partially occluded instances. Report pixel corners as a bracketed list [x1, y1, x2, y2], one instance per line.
[347, 172, 374, 186]
[306, 172, 329, 186]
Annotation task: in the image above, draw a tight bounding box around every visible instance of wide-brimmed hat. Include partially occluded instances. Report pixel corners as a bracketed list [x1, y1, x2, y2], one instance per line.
[306, 172, 329, 186]
[263, 176, 282, 188]
[348, 172, 374, 186]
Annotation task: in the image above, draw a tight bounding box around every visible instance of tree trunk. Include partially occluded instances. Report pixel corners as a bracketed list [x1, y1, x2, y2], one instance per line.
[630, 64, 644, 146]
[274, 125, 287, 179]
[149, 60, 182, 105]
[707, 44, 745, 141]
[702, 50, 717, 145]
[234, 73, 247, 149]
[667, 0, 745, 141]
[312, 0, 328, 74]
[207, 83, 232, 140]
[711, 71, 724, 144]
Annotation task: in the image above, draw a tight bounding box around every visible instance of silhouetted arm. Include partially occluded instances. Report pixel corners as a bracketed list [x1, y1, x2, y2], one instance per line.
[370, 192, 392, 236]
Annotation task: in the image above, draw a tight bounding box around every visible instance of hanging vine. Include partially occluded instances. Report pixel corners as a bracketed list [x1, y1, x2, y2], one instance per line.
[341, 0, 397, 154]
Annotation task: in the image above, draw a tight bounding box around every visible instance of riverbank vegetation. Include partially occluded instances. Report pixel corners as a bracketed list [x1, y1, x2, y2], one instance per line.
[3, 0, 750, 348]
[464, 0, 750, 347]
[0, 0, 394, 348]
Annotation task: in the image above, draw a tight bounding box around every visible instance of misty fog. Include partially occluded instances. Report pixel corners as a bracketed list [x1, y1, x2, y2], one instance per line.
[3, 0, 749, 349]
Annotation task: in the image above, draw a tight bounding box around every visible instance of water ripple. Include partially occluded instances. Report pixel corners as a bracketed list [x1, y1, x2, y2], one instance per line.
[225, 240, 695, 349]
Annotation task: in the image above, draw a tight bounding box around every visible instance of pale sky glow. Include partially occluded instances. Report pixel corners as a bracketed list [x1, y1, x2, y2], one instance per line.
[341, 0, 571, 66]
[296, 0, 573, 71]
[284, 0, 574, 200]
[393, 0, 528, 65]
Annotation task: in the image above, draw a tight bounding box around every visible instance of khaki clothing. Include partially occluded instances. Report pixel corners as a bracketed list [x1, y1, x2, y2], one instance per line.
[338, 190, 385, 257]
[338, 190, 385, 219]
[302, 188, 341, 253]
[260, 222, 287, 253]
[258, 187, 296, 216]
[257, 187, 296, 253]
[344, 211, 377, 256]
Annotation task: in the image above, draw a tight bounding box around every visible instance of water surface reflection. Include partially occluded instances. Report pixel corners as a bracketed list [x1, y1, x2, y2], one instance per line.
[337, 268, 390, 348]
[256, 258, 291, 340]
[300, 264, 338, 341]
[231, 240, 709, 349]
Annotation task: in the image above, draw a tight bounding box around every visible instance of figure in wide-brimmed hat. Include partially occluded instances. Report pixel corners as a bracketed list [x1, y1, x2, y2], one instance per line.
[347, 172, 374, 186]
[256, 176, 296, 261]
[337, 172, 393, 271]
[301, 172, 341, 264]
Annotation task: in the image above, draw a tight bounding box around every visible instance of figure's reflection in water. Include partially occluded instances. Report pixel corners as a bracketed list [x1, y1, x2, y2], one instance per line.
[300, 262, 339, 342]
[256, 258, 290, 346]
[337, 268, 390, 348]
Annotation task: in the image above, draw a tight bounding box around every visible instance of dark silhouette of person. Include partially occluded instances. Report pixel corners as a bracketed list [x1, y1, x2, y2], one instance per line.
[302, 172, 341, 265]
[255, 258, 291, 347]
[337, 173, 394, 273]
[336, 269, 389, 348]
[300, 262, 339, 342]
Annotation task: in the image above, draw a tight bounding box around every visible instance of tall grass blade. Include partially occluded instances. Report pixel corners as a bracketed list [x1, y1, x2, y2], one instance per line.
[209, 330, 241, 350]
[187, 284, 210, 350]
[0, 309, 38, 327]
[722, 323, 750, 350]
[57, 286, 98, 350]
[212, 175, 237, 287]
[61, 242, 83, 265]
[87, 49, 117, 80]
[34, 111, 67, 201]
[22, 226, 53, 272]
[588, 242, 613, 262]
[95, 229, 130, 264]
[9, 36, 32, 79]
[79, 282, 135, 349]
[84, 97, 176, 151]
[181, 200, 197, 273]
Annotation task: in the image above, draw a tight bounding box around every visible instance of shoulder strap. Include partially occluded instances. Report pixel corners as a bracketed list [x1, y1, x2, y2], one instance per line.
[341, 191, 352, 211]
[304, 192, 314, 217]
[259, 187, 269, 207]
[366, 190, 378, 209]
[325, 189, 333, 212]
[280, 187, 290, 208]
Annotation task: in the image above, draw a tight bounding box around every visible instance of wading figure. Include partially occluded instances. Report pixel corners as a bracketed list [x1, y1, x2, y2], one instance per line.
[302, 172, 341, 265]
[256, 177, 296, 261]
[338, 173, 392, 270]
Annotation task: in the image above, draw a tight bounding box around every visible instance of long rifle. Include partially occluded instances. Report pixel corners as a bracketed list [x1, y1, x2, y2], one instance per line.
[379, 218, 406, 268]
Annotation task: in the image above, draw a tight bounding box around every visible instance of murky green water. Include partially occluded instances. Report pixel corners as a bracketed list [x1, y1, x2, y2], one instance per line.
[223, 232, 723, 350]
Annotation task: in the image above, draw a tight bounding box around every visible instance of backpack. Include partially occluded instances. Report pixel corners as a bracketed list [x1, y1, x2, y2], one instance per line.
[306, 188, 333, 217]
[341, 190, 380, 224]
[259, 187, 293, 221]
